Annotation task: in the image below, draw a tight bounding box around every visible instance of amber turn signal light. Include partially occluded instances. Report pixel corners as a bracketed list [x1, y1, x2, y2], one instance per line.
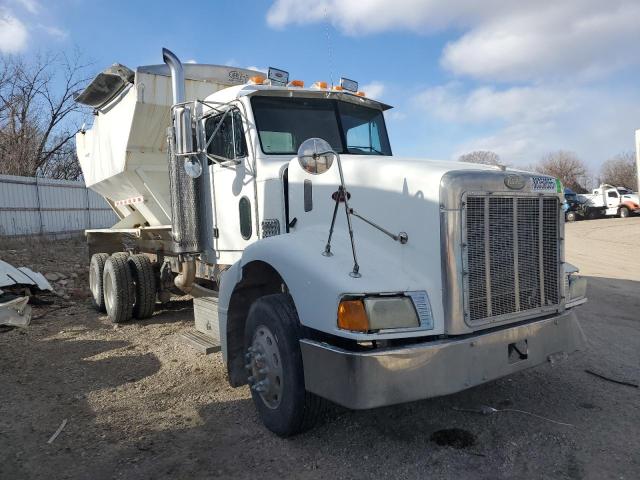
[337, 299, 369, 332]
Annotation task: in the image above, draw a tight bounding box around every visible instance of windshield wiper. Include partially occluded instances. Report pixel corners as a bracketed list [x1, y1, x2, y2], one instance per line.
[347, 145, 384, 155]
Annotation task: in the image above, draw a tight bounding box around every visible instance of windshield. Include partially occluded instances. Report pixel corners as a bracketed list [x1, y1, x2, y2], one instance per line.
[251, 96, 392, 156]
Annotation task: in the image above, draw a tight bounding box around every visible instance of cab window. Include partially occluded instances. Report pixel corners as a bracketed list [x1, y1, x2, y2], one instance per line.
[205, 109, 247, 160]
[607, 191, 618, 198]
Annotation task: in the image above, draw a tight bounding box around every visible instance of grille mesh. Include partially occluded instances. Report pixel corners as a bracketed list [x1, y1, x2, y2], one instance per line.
[465, 195, 560, 322]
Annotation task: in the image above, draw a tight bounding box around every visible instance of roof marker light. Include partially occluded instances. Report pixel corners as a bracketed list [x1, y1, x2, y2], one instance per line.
[332, 85, 344, 91]
[249, 75, 266, 85]
[356, 91, 366, 97]
[312, 81, 328, 90]
[268, 67, 289, 86]
[339, 77, 358, 93]
[288, 80, 304, 87]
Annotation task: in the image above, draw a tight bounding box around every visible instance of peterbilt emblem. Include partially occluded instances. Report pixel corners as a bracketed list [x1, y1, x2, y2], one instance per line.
[504, 174, 526, 190]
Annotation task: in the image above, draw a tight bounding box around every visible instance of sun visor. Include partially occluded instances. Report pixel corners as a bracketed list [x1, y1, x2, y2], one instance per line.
[74, 64, 134, 108]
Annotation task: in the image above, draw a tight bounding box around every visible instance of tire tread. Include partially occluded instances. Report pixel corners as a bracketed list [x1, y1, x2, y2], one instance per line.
[128, 254, 156, 319]
[90, 253, 109, 312]
[103, 254, 133, 323]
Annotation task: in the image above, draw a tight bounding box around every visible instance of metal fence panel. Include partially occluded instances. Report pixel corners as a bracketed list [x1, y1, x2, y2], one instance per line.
[0, 174, 117, 237]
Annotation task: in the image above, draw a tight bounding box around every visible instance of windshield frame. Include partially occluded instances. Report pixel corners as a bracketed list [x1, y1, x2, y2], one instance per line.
[250, 94, 393, 157]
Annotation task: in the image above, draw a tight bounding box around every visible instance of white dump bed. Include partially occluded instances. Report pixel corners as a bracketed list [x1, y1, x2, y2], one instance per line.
[76, 64, 259, 227]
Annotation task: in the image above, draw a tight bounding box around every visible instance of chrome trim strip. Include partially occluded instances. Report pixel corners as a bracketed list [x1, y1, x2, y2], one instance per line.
[513, 197, 520, 312]
[538, 196, 546, 305]
[484, 196, 493, 317]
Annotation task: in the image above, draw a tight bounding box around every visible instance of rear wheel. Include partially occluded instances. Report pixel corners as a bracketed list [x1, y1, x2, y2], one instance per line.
[619, 206, 630, 218]
[127, 254, 156, 319]
[103, 255, 133, 323]
[244, 294, 327, 437]
[89, 253, 109, 312]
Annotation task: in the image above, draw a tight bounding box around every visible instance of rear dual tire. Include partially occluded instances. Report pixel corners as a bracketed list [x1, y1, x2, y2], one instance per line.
[103, 254, 133, 323]
[91, 253, 156, 322]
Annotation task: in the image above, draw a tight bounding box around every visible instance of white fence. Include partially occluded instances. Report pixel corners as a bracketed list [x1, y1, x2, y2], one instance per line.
[0, 174, 118, 237]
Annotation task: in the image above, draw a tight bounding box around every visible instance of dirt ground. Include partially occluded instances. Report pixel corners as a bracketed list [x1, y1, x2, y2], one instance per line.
[1, 218, 639, 480]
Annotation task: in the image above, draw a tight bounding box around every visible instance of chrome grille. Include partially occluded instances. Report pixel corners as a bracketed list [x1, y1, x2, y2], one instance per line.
[465, 195, 560, 323]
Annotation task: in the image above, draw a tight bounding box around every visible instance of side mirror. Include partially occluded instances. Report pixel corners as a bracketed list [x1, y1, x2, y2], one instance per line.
[297, 138, 334, 174]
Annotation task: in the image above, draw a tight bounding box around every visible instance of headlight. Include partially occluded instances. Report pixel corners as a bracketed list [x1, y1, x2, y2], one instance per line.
[337, 296, 419, 332]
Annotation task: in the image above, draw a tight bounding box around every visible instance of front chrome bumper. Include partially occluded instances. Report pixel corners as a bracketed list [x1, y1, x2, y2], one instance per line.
[300, 310, 585, 410]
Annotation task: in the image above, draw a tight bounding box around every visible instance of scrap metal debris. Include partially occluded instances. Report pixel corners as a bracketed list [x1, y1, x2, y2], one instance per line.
[584, 369, 639, 388]
[0, 259, 54, 328]
[452, 405, 574, 427]
[47, 419, 68, 444]
[0, 295, 32, 327]
[0, 260, 53, 291]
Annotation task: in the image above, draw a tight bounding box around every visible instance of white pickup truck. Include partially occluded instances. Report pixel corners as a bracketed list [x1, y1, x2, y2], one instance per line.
[579, 184, 640, 218]
[75, 49, 587, 436]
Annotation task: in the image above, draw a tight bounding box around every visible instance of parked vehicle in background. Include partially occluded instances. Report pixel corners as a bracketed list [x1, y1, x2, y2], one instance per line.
[579, 184, 640, 219]
[73, 48, 588, 436]
[564, 188, 603, 221]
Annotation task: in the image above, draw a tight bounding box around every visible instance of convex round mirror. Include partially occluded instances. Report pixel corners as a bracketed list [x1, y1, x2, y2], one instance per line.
[297, 137, 334, 175]
[184, 157, 202, 178]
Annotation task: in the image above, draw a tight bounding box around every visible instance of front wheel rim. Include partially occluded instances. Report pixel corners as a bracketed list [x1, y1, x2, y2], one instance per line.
[247, 325, 283, 409]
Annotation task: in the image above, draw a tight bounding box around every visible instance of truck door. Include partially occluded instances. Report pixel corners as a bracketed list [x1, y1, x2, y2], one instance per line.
[606, 189, 619, 210]
[204, 108, 256, 257]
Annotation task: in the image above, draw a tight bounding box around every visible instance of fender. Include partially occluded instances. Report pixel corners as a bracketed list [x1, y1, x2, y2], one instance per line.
[218, 226, 444, 364]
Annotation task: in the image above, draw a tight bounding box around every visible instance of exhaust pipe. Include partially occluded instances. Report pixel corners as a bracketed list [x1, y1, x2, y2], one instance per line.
[162, 48, 185, 104]
[163, 47, 202, 293]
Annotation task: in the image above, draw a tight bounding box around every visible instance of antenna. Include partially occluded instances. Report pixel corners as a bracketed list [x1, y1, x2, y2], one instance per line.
[324, 6, 334, 88]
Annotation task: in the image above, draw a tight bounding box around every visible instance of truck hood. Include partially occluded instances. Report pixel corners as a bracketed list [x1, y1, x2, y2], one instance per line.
[309, 155, 500, 202]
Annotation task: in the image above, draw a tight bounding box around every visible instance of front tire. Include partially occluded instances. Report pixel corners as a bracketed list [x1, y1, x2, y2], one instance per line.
[244, 294, 326, 437]
[103, 255, 133, 323]
[619, 206, 630, 218]
[89, 253, 109, 312]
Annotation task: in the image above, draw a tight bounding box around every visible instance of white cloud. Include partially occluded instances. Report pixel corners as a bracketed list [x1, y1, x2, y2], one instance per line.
[185, 59, 197, 64]
[441, 2, 640, 82]
[37, 24, 67, 39]
[416, 83, 640, 167]
[415, 83, 576, 124]
[267, 0, 640, 82]
[361, 81, 384, 99]
[246, 66, 268, 74]
[15, 0, 40, 15]
[0, 8, 29, 53]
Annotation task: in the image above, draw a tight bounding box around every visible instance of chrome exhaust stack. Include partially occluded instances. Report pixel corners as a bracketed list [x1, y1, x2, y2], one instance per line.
[163, 47, 202, 292]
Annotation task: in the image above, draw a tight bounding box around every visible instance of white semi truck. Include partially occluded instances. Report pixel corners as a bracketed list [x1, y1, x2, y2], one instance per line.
[75, 49, 587, 436]
[578, 184, 640, 219]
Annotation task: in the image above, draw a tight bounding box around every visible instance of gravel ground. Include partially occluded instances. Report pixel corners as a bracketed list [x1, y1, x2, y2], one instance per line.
[1, 219, 639, 480]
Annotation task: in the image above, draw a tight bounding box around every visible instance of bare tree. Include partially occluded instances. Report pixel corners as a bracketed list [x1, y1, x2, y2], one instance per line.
[458, 150, 503, 166]
[0, 50, 91, 179]
[599, 151, 637, 191]
[534, 150, 588, 193]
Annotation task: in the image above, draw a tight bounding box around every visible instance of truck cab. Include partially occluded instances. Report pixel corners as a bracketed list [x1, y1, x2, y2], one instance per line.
[582, 184, 640, 218]
[77, 50, 588, 436]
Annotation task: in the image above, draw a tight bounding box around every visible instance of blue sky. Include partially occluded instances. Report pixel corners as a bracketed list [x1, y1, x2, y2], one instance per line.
[2, 0, 639, 171]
